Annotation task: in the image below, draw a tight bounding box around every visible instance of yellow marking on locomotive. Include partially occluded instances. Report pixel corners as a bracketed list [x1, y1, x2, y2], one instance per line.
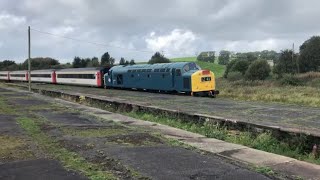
[191, 70, 216, 92]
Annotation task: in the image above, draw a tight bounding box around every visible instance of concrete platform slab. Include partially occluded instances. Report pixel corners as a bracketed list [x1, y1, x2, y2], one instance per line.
[219, 148, 295, 166]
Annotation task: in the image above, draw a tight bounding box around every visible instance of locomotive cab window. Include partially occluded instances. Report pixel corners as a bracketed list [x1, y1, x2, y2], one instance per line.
[201, 77, 211, 82]
[183, 63, 201, 72]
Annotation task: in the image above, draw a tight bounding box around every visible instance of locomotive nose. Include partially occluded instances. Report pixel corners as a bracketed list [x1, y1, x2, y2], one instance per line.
[191, 69, 216, 93]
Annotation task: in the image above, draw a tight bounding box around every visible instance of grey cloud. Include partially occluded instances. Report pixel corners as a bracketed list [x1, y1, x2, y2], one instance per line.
[0, 0, 320, 63]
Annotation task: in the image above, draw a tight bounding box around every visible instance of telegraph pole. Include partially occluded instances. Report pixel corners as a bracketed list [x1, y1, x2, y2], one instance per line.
[28, 26, 31, 91]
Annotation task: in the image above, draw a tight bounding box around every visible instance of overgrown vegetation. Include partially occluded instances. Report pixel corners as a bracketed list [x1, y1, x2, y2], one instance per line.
[245, 60, 271, 80]
[217, 76, 320, 107]
[0, 135, 34, 161]
[124, 111, 320, 165]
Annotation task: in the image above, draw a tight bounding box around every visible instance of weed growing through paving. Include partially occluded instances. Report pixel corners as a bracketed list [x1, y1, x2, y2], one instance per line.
[125, 111, 320, 165]
[0, 97, 17, 115]
[17, 117, 117, 180]
[253, 166, 275, 176]
[0, 135, 34, 161]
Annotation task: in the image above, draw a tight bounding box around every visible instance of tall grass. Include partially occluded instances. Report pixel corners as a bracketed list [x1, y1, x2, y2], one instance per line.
[217, 78, 320, 107]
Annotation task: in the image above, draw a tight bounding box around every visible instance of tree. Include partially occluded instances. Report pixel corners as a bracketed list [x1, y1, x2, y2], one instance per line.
[125, 60, 129, 65]
[129, 59, 136, 65]
[230, 60, 250, 75]
[273, 50, 298, 76]
[119, 57, 126, 65]
[73, 56, 81, 68]
[197, 51, 215, 63]
[148, 52, 170, 64]
[80, 58, 90, 67]
[260, 50, 278, 60]
[218, 50, 230, 65]
[91, 57, 100, 67]
[246, 52, 258, 62]
[223, 59, 237, 78]
[245, 60, 271, 80]
[22, 57, 60, 70]
[0, 60, 16, 70]
[109, 57, 115, 66]
[101, 52, 115, 67]
[235, 52, 258, 62]
[299, 36, 320, 72]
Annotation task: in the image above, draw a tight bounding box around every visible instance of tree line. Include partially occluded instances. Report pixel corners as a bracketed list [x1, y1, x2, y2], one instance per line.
[222, 36, 320, 81]
[0, 52, 137, 71]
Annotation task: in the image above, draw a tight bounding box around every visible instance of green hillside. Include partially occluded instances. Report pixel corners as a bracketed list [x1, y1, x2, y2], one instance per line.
[170, 57, 225, 78]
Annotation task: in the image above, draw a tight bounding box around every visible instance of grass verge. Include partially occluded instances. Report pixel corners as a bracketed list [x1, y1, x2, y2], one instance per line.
[17, 117, 117, 180]
[124, 111, 320, 165]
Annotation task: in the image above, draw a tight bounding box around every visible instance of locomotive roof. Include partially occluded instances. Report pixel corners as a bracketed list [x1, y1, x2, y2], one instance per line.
[111, 62, 194, 70]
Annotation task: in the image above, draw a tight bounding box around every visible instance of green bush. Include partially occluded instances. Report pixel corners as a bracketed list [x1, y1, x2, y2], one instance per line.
[223, 59, 237, 78]
[230, 60, 250, 75]
[245, 60, 271, 80]
[227, 71, 243, 81]
[280, 74, 303, 86]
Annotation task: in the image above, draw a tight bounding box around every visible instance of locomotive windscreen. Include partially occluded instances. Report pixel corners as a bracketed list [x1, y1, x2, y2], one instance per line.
[183, 63, 201, 72]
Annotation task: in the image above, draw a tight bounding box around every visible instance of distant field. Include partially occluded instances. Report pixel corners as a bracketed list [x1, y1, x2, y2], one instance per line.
[170, 57, 225, 78]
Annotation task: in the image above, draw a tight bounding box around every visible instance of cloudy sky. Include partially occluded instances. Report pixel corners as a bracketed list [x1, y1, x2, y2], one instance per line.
[0, 0, 319, 63]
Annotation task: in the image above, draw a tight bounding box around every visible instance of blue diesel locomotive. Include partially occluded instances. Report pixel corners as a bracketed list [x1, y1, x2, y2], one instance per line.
[104, 62, 219, 97]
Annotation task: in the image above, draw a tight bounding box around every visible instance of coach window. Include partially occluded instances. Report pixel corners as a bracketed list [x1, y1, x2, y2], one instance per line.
[176, 69, 181, 76]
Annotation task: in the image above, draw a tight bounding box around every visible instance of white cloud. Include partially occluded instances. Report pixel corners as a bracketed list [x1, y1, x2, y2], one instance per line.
[51, 26, 74, 35]
[222, 38, 291, 52]
[145, 29, 197, 57]
[0, 12, 26, 30]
